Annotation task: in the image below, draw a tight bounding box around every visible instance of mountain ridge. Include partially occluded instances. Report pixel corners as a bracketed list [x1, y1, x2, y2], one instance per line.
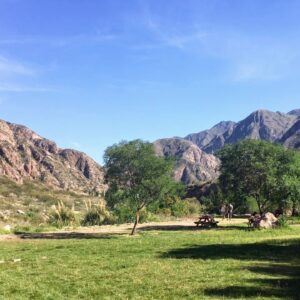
[155, 109, 300, 185]
[0, 119, 105, 193]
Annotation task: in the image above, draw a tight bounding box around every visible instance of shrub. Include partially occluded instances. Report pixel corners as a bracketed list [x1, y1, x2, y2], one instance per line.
[185, 198, 202, 215]
[171, 198, 189, 218]
[48, 200, 76, 227]
[156, 208, 172, 217]
[81, 200, 115, 226]
[277, 216, 289, 228]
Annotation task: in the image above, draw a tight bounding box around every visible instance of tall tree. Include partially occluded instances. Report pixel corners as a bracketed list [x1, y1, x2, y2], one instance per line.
[104, 140, 183, 235]
[217, 140, 300, 214]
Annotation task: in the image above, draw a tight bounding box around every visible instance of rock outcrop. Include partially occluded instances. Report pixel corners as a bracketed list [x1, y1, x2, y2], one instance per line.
[185, 121, 236, 152]
[254, 212, 278, 229]
[187, 110, 299, 154]
[158, 109, 300, 185]
[279, 119, 300, 149]
[154, 138, 219, 185]
[0, 119, 105, 193]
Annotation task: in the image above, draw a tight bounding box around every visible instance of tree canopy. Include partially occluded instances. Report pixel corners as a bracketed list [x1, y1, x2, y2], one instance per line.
[104, 139, 184, 234]
[217, 140, 300, 215]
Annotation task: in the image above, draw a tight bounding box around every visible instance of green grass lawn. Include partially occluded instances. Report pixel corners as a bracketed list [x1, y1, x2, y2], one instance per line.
[0, 225, 299, 300]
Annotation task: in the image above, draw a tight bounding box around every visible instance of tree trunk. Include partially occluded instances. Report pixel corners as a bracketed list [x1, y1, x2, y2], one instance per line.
[130, 209, 140, 236]
[256, 195, 263, 215]
[292, 201, 298, 216]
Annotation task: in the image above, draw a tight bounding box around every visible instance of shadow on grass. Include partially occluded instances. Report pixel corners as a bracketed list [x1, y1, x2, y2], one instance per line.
[163, 238, 300, 299]
[162, 239, 300, 261]
[139, 225, 249, 232]
[15, 232, 123, 240]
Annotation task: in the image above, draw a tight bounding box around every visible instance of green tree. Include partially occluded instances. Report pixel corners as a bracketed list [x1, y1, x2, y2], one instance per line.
[280, 151, 300, 215]
[104, 140, 184, 235]
[217, 140, 300, 214]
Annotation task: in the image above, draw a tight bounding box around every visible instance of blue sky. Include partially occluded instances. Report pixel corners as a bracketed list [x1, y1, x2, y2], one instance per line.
[1, 0, 300, 163]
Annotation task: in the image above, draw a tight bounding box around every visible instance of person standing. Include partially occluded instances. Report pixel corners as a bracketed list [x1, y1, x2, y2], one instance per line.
[228, 203, 233, 220]
[220, 204, 227, 220]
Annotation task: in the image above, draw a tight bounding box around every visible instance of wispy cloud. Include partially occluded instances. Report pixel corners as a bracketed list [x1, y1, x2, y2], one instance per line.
[140, 17, 207, 50]
[0, 55, 36, 76]
[140, 17, 299, 82]
[0, 55, 52, 93]
[0, 33, 116, 47]
[0, 83, 51, 92]
[134, 2, 300, 83]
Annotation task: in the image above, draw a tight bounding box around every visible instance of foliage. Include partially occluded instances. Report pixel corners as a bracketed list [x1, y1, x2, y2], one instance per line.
[184, 198, 202, 215]
[277, 215, 289, 228]
[170, 197, 189, 217]
[104, 139, 184, 234]
[200, 184, 225, 214]
[169, 197, 201, 217]
[217, 140, 300, 214]
[81, 199, 115, 226]
[48, 200, 77, 227]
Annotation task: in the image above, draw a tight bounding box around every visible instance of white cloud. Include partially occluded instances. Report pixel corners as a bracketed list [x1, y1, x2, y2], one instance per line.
[0, 33, 116, 47]
[0, 83, 51, 92]
[141, 18, 299, 82]
[0, 55, 52, 93]
[0, 55, 36, 76]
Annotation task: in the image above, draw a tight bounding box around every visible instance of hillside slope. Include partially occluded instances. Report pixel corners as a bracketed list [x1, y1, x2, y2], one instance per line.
[154, 138, 219, 185]
[0, 119, 105, 193]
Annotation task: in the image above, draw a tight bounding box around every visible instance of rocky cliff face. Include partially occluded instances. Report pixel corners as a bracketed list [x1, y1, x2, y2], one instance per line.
[154, 138, 219, 185]
[185, 109, 300, 154]
[288, 109, 300, 117]
[279, 119, 300, 149]
[0, 119, 105, 193]
[185, 121, 236, 151]
[157, 109, 300, 185]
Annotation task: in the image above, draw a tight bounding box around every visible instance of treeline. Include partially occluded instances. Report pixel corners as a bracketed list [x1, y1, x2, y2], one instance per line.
[202, 140, 300, 216]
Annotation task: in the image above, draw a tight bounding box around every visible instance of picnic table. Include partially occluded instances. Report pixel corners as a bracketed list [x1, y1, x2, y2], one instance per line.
[194, 215, 219, 228]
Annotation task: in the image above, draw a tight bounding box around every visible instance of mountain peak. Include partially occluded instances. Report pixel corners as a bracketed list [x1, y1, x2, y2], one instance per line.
[0, 119, 105, 193]
[288, 109, 300, 116]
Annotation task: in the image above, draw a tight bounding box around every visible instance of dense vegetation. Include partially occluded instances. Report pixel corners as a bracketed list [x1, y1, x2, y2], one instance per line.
[203, 140, 300, 215]
[0, 224, 299, 299]
[2, 139, 300, 231]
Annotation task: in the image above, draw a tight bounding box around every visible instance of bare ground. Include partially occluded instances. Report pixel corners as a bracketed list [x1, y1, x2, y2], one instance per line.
[0, 218, 248, 241]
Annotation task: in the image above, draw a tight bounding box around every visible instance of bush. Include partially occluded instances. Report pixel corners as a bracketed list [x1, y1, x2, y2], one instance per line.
[111, 203, 159, 224]
[277, 216, 289, 228]
[171, 199, 189, 218]
[48, 200, 76, 227]
[185, 198, 202, 215]
[156, 208, 172, 217]
[81, 200, 115, 226]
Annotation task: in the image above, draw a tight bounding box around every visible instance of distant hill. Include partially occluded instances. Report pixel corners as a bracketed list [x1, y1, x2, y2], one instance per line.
[154, 138, 219, 185]
[185, 109, 299, 154]
[0, 119, 105, 193]
[155, 109, 300, 185]
[1, 108, 300, 189]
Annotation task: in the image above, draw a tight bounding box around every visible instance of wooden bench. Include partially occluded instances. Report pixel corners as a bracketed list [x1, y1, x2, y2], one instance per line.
[194, 215, 219, 228]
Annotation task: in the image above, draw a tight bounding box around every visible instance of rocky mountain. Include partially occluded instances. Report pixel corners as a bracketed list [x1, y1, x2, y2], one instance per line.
[156, 109, 300, 185]
[185, 121, 236, 151]
[0, 119, 105, 193]
[185, 109, 300, 154]
[280, 119, 300, 149]
[288, 109, 300, 117]
[154, 138, 219, 185]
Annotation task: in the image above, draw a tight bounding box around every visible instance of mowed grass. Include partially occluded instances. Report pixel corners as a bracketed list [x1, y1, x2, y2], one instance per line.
[0, 225, 300, 300]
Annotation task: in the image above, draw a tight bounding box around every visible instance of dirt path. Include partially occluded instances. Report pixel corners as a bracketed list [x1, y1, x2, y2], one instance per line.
[0, 218, 248, 241]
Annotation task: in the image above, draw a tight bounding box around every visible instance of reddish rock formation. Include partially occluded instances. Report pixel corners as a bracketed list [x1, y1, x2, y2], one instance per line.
[0, 119, 105, 193]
